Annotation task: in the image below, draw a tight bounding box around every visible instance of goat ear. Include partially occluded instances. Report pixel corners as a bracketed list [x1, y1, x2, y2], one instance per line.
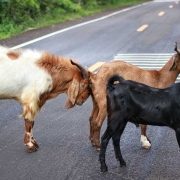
[170, 59, 177, 71]
[70, 60, 88, 79]
[65, 99, 75, 109]
[67, 77, 80, 106]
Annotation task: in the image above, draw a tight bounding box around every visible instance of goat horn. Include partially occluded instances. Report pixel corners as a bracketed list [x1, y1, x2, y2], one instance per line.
[70, 60, 89, 79]
[174, 42, 180, 54]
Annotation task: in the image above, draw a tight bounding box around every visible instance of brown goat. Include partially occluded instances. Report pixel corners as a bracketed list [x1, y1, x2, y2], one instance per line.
[89, 45, 180, 150]
[0, 46, 90, 152]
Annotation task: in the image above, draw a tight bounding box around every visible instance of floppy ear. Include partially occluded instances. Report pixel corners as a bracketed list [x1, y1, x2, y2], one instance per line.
[65, 99, 75, 109]
[66, 77, 80, 107]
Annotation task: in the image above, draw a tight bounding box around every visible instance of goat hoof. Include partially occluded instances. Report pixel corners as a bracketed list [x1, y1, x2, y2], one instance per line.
[32, 139, 39, 149]
[90, 138, 96, 147]
[96, 146, 100, 152]
[141, 135, 151, 149]
[91, 141, 101, 151]
[101, 165, 108, 172]
[26, 145, 38, 153]
[120, 160, 126, 167]
[142, 141, 151, 149]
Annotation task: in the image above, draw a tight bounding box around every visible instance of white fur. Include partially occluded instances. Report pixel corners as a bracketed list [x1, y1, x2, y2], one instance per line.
[26, 142, 34, 147]
[0, 46, 53, 100]
[140, 135, 151, 149]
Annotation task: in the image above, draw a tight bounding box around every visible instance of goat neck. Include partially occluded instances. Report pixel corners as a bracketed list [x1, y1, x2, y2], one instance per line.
[158, 56, 179, 87]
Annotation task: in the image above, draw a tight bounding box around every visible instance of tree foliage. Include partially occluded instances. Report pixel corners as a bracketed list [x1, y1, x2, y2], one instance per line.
[0, 0, 121, 24]
[0, 0, 145, 39]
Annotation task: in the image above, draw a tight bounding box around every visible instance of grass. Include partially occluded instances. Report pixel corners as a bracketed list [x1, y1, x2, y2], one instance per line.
[0, 0, 149, 40]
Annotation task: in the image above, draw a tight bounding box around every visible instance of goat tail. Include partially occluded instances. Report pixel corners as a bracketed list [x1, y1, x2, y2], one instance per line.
[107, 75, 124, 91]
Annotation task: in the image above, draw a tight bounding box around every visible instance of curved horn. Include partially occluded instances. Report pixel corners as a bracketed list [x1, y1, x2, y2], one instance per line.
[174, 42, 180, 55]
[71, 60, 89, 79]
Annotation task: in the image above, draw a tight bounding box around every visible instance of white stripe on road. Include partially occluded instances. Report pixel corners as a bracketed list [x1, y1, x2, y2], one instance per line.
[169, 5, 174, 8]
[158, 11, 165, 16]
[154, 0, 179, 2]
[137, 24, 149, 32]
[11, 2, 151, 50]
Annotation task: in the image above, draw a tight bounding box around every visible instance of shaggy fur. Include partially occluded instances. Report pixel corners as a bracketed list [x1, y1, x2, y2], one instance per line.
[0, 46, 90, 152]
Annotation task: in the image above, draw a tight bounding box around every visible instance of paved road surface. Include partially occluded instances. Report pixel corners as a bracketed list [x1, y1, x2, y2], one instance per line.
[0, 1, 180, 180]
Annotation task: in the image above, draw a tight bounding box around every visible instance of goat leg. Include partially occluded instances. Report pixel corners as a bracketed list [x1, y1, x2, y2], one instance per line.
[89, 96, 99, 144]
[112, 122, 127, 167]
[92, 111, 107, 150]
[99, 128, 112, 172]
[140, 124, 151, 149]
[92, 125, 102, 150]
[24, 119, 39, 153]
[175, 128, 180, 150]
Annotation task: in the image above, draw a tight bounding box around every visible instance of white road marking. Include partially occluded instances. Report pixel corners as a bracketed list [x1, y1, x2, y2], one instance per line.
[158, 11, 165, 16]
[169, 5, 174, 8]
[113, 53, 180, 81]
[154, 0, 179, 2]
[137, 24, 149, 32]
[11, 2, 151, 50]
[88, 53, 180, 81]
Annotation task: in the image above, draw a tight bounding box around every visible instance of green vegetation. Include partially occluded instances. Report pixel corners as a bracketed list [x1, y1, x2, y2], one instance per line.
[0, 0, 148, 40]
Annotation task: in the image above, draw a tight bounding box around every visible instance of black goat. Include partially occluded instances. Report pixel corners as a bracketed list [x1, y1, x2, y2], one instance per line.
[99, 75, 180, 172]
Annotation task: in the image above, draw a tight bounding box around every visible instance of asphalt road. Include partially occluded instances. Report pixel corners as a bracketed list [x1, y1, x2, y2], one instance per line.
[0, 1, 180, 180]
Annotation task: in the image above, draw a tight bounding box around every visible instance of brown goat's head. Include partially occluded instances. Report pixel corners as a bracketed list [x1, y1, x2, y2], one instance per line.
[170, 42, 180, 71]
[66, 60, 90, 108]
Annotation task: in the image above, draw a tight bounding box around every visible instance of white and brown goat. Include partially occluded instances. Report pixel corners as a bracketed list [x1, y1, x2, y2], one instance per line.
[0, 46, 90, 152]
[89, 44, 180, 150]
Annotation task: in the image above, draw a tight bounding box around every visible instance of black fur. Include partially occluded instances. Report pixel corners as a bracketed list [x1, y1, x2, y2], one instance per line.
[99, 75, 180, 172]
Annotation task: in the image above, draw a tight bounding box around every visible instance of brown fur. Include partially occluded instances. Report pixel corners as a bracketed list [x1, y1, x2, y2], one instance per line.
[1, 46, 90, 153]
[11, 51, 89, 152]
[37, 53, 90, 108]
[7, 51, 20, 60]
[89, 52, 180, 149]
[23, 52, 90, 152]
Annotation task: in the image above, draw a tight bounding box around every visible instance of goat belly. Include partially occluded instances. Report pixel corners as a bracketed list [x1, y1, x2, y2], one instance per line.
[0, 57, 52, 99]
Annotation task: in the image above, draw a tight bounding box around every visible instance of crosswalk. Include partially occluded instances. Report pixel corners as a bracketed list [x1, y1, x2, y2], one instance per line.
[113, 53, 173, 69]
[88, 53, 180, 82]
[113, 53, 180, 82]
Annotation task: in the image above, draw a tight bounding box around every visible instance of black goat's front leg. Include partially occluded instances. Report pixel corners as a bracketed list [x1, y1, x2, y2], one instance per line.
[99, 128, 112, 172]
[112, 122, 127, 167]
[175, 128, 180, 150]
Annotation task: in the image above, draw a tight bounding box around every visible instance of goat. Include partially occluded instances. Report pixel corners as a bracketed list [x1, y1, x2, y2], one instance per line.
[99, 75, 180, 172]
[0, 46, 90, 152]
[89, 44, 180, 150]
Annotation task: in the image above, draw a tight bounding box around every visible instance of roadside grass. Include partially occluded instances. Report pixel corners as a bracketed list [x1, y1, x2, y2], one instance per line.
[0, 0, 149, 40]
